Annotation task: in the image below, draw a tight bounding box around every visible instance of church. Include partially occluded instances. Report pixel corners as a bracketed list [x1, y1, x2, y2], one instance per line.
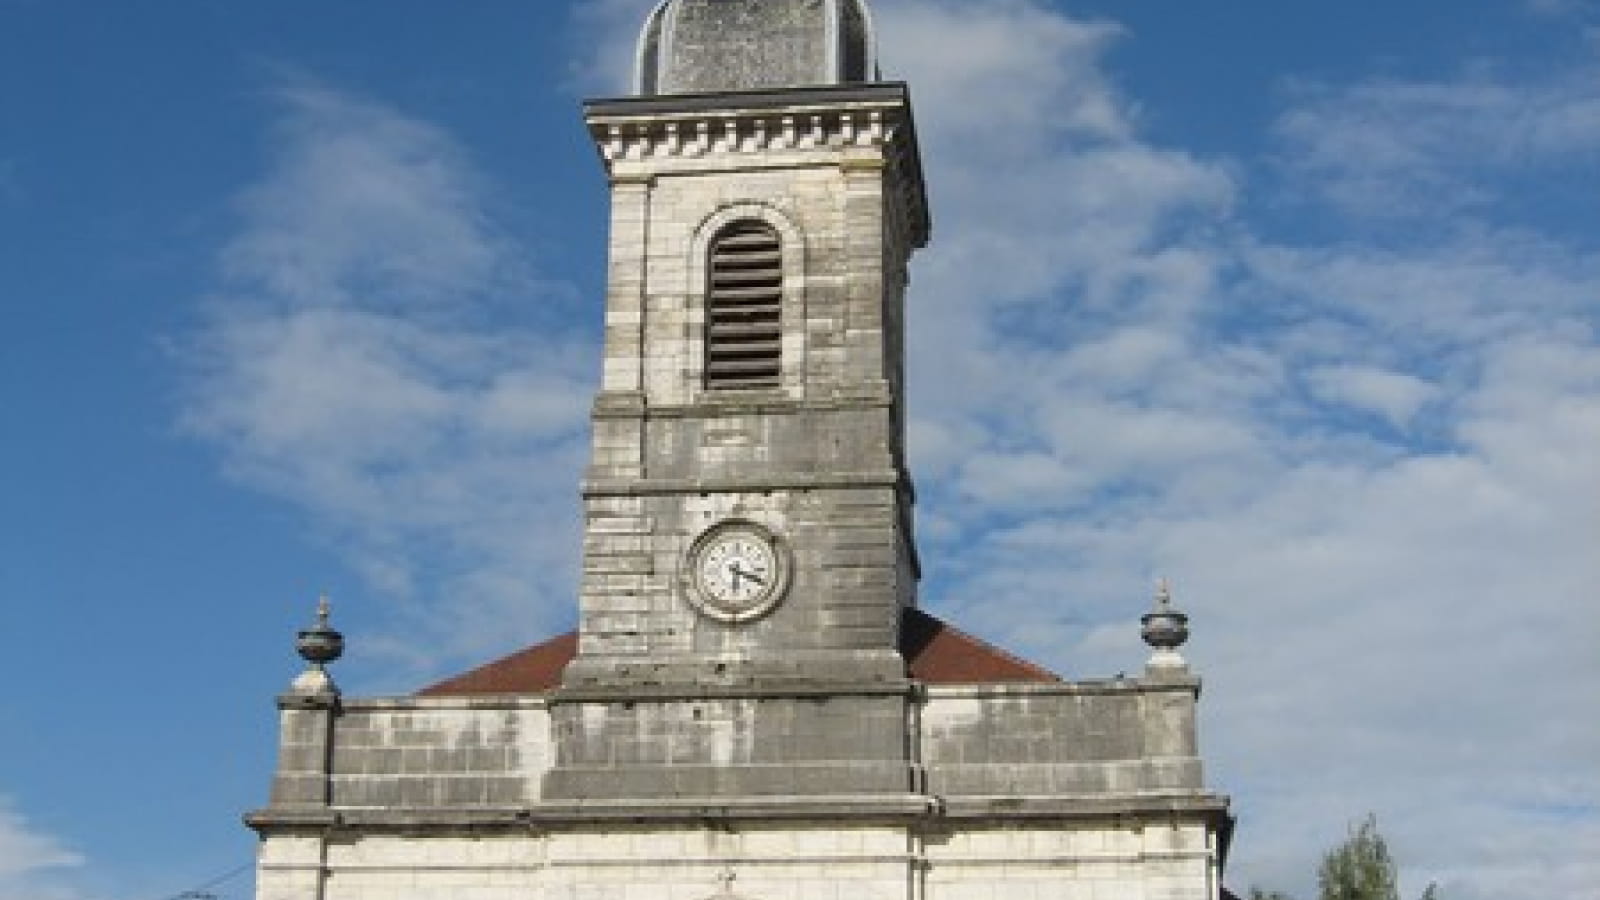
[247, 1, 1234, 897]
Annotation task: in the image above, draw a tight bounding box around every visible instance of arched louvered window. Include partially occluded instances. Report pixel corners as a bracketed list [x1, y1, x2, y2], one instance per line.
[705, 221, 783, 390]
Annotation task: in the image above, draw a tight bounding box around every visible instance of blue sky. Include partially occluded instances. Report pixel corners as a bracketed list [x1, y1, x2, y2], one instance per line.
[2, 1, 1597, 898]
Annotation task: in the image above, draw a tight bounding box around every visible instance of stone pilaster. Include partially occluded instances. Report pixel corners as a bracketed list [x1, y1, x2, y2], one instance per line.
[253, 672, 338, 900]
[268, 682, 338, 808]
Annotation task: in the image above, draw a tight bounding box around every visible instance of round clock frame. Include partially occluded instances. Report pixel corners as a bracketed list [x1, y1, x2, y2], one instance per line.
[682, 520, 791, 623]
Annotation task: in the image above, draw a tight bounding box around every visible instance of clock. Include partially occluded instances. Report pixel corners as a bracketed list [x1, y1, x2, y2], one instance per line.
[684, 521, 790, 622]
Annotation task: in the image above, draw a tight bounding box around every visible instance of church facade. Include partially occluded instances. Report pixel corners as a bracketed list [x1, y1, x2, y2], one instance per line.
[247, 2, 1233, 898]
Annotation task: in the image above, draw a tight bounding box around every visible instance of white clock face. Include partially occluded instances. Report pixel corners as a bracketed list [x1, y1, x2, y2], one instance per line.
[686, 522, 789, 621]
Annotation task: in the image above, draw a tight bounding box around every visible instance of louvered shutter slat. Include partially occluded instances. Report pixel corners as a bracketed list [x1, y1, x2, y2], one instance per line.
[706, 222, 782, 390]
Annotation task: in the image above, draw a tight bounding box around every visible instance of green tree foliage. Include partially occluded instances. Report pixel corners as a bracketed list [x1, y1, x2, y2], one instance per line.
[1247, 815, 1436, 900]
[1318, 815, 1400, 900]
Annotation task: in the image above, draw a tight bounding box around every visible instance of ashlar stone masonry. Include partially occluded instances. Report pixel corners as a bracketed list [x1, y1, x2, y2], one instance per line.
[247, 2, 1233, 898]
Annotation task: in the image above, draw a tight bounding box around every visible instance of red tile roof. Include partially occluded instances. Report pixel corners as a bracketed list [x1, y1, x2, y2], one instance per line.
[418, 631, 577, 697]
[417, 607, 1058, 696]
[899, 607, 1060, 684]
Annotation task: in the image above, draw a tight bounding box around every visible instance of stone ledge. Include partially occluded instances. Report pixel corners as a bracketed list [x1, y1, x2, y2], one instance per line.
[245, 807, 527, 833]
[591, 392, 895, 419]
[246, 792, 1231, 834]
[250, 795, 937, 832]
[530, 794, 934, 823]
[549, 677, 915, 704]
[276, 692, 339, 711]
[924, 677, 1200, 700]
[582, 470, 910, 497]
[938, 793, 1232, 822]
[585, 83, 915, 119]
[334, 696, 552, 712]
[545, 853, 916, 870]
[244, 808, 340, 830]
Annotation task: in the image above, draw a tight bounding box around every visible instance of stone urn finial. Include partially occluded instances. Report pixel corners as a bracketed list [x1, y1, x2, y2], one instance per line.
[1141, 578, 1190, 670]
[296, 593, 344, 669]
[291, 593, 344, 695]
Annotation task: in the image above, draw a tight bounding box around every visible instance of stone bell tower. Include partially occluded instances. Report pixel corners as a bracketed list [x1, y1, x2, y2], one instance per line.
[546, 0, 931, 800]
[247, 3, 1234, 897]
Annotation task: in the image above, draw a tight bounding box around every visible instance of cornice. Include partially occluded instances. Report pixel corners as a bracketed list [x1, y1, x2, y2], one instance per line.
[581, 469, 912, 498]
[549, 678, 915, 704]
[244, 793, 1232, 834]
[924, 677, 1202, 700]
[938, 793, 1234, 823]
[590, 389, 895, 420]
[590, 107, 897, 162]
[583, 84, 930, 247]
[584, 83, 915, 119]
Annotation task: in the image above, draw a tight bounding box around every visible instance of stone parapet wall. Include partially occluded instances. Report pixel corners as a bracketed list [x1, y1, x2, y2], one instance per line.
[544, 689, 915, 800]
[922, 680, 1204, 796]
[256, 675, 1207, 815]
[250, 668, 1226, 900]
[321, 699, 552, 809]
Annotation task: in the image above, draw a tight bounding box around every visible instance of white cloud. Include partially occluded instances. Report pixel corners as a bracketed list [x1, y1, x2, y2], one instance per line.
[1272, 57, 1600, 221]
[0, 799, 85, 900]
[881, 0, 1130, 147]
[1304, 364, 1437, 428]
[180, 79, 595, 682]
[836, 2, 1599, 898]
[222, 83, 512, 312]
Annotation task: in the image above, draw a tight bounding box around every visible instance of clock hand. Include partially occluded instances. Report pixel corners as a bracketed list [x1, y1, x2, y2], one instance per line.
[728, 562, 767, 588]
